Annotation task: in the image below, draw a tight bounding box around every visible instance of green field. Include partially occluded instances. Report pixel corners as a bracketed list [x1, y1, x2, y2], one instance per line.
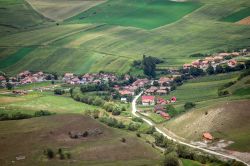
[66, 0, 202, 29]
[222, 7, 250, 22]
[0, 92, 99, 114]
[0, 0, 250, 74]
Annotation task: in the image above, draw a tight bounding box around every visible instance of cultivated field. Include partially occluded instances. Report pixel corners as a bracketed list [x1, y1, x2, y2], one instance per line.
[26, 0, 106, 21]
[0, 114, 161, 165]
[0, 0, 250, 74]
[66, 0, 202, 29]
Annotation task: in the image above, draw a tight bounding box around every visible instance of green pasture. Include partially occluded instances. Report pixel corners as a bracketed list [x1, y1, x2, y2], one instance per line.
[222, 7, 250, 22]
[66, 0, 202, 29]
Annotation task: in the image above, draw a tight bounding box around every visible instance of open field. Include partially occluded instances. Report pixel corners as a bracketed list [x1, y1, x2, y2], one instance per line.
[26, 0, 106, 21]
[0, 92, 99, 114]
[1, 0, 250, 74]
[0, 114, 161, 165]
[66, 0, 202, 29]
[164, 100, 250, 152]
[0, 0, 50, 35]
[222, 7, 250, 23]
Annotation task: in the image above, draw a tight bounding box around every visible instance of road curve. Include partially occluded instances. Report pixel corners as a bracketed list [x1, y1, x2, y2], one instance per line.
[132, 92, 249, 166]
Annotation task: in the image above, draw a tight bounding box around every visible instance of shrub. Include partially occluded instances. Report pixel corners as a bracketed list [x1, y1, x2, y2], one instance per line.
[46, 148, 54, 159]
[34, 110, 53, 117]
[136, 132, 141, 137]
[121, 138, 126, 143]
[184, 102, 196, 110]
[163, 152, 180, 166]
[54, 88, 65, 95]
[82, 131, 89, 137]
[218, 90, 230, 96]
[132, 117, 143, 123]
[128, 122, 141, 131]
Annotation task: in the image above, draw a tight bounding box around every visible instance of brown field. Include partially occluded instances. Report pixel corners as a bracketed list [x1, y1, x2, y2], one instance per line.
[164, 100, 250, 152]
[0, 114, 161, 166]
[26, 0, 106, 21]
[236, 16, 250, 25]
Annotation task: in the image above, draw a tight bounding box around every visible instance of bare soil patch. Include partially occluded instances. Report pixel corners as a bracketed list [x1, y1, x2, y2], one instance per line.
[236, 16, 250, 25]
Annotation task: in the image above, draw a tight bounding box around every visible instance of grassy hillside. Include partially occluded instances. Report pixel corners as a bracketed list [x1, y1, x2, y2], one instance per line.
[26, 0, 106, 21]
[66, 0, 202, 29]
[0, 0, 250, 74]
[0, 92, 99, 114]
[164, 100, 250, 152]
[0, 114, 161, 165]
[0, 0, 49, 35]
[222, 7, 250, 22]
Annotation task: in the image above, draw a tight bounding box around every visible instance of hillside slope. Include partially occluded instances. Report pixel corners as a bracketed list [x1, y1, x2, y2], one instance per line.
[0, 114, 161, 165]
[0, 0, 250, 74]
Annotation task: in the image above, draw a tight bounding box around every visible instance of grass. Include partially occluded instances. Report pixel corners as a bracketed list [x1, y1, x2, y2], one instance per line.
[0, 47, 36, 69]
[1, 0, 250, 74]
[222, 7, 250, 22]
[0, 114, 161, 165]
[26, 0, 106, 21]
[182, 159, 202, 166]
[0, 0, 49, 35]
[66, 0, 202, 30]
[0, 92, 99, 114]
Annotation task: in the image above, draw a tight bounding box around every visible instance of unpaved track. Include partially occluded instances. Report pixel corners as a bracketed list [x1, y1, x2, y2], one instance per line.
[132, 92, 249, 166]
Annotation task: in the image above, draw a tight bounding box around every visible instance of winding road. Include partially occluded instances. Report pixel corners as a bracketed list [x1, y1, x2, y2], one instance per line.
[132, 92, 249, 166]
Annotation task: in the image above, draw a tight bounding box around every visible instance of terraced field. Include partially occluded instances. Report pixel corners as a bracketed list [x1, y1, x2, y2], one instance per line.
[0, 0, 250, 75]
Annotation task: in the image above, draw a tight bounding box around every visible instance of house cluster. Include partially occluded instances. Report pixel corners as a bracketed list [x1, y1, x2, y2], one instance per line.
[0, 71, 49, 88]
[183, 51, 246, 70]
[140, 94, 177, 120]
[145, 77, 173, 95]
[116, 78, 150, 97]
[63, 73, 117, 85]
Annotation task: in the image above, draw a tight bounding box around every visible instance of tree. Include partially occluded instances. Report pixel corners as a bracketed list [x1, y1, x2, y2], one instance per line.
[215, 65, 224, 74]
[142, 55, 156, 78]
[6, 82, 13, 90]
[163, 152, 180, 166]
[189, 67, 205, 77]
[206, 65, 214, 75]
[245, 60, 250, 69]
[46, 148, 54, 159]
[184, 102, 196, 110]
[54, 88, 65, 95]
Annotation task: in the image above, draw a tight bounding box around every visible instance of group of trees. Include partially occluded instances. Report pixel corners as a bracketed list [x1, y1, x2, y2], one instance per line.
[80, 83, 110, 93]
[132, 55, 164, 78]
[206, 63, 245, 75]
[71, 90, 127, 116]
[44, 148, 71, 160]
[0, 110, 54, 121]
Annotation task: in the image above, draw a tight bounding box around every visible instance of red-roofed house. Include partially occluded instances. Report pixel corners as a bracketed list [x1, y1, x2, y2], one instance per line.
[203, 132, 213, 141]
[171, 96, 177, 103]
[141, 95, 155, 106]
[228, 59, 237, 67]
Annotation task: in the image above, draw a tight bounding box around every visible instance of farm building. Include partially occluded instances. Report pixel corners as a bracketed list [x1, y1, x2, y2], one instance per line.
[228, 59, 237, 67]
[156, 111, 170, 120]
[157, 97, 168, 105]
[141, 95, 155, 106]
[202, 132, 213, 141]
[154, 105, 165, 112]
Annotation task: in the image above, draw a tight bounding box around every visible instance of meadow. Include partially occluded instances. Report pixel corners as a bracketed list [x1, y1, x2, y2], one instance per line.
[66, 0, 202, 29]
[0, 0, 250, 74]
[26, 0, 106, 21]
[222, 7, 250, 22]
[0, 114, 161, 165]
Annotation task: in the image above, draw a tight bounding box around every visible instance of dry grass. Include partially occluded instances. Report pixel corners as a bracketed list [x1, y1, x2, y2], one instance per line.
[26, 0, 106, 21]
[237, 16, 250, 25]
[164, 100, 250, 152]
[0, 114, 161, 165]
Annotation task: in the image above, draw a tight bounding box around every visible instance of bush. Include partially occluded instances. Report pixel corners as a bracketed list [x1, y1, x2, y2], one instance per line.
[136, 132, 141, 137]
[128, 122, 141, 131]
[163, 152, 180, 166]
[34, 110, 53, 117]
[132, 117, 143, 123]
[45, 148, 54, 159]
[121, 138, 126, 143]
[54, 88, 65, 95]
[184, 102, 196, 110]
[218, 90, 230, 96]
